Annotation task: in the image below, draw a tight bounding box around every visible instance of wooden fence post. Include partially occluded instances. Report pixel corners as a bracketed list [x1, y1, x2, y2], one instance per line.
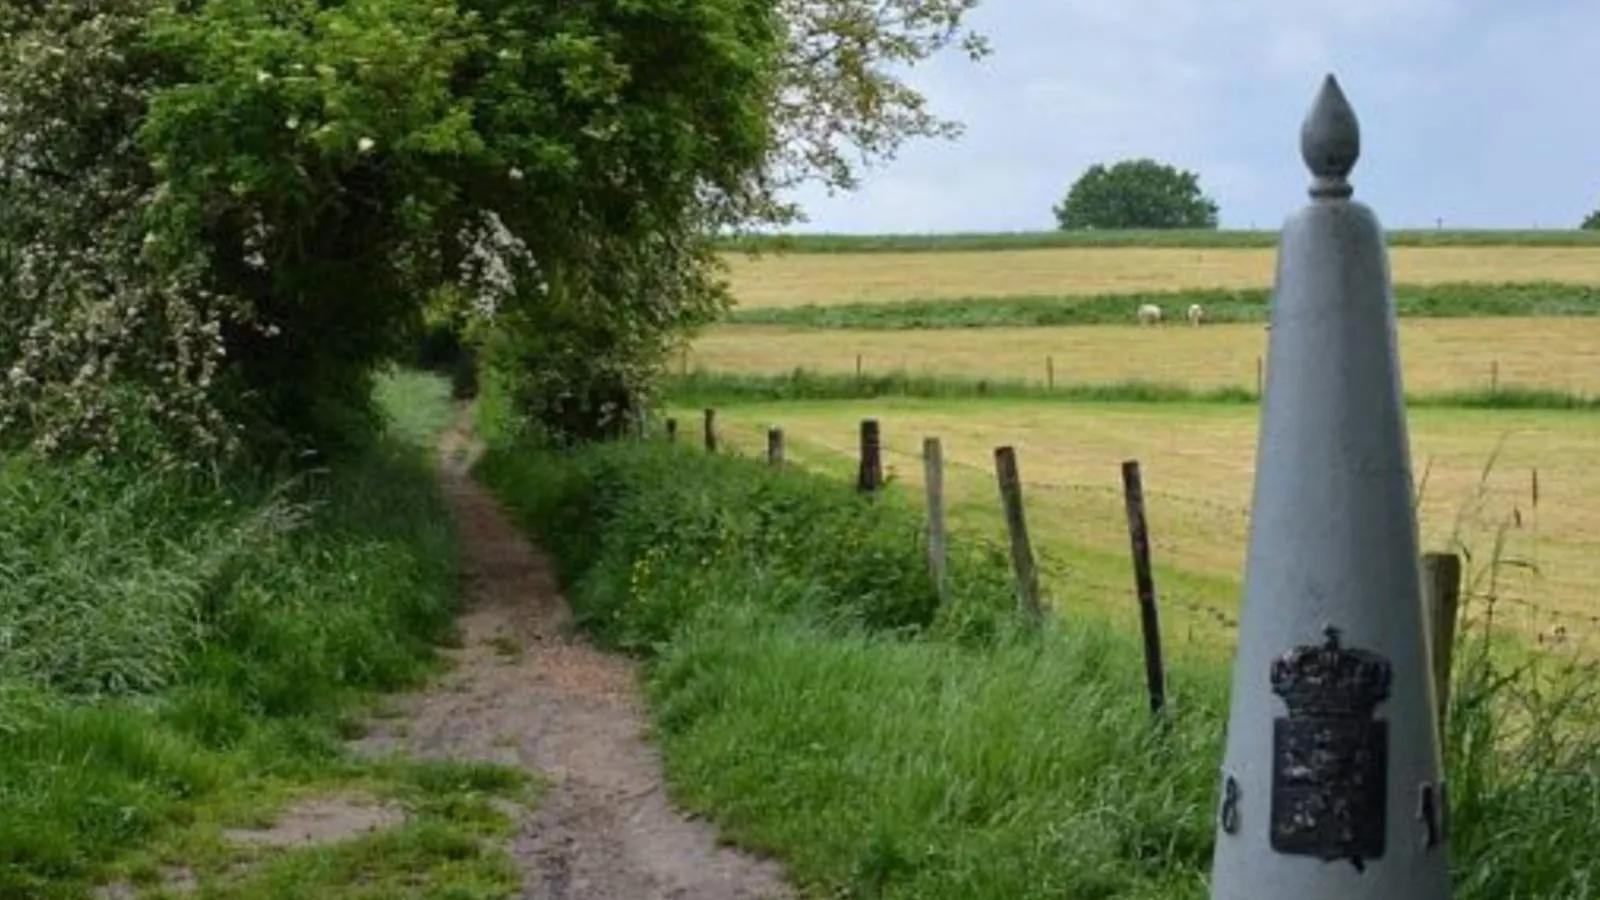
[1120, 460, 1167, 716]
[1256, 355, 1264, 397]
[1422, 552, 1462, 736]
[767, 427, 784, 466]
[1490, 359, 1499, 394]
[857, 419, 882, 493]
[855, 353, 863, 380]
[665, 417, 678, 443]
[703, 408, 717, 453]
[1046, 355, 1055, 390]
[994, 446, 1043, 625]
[923, 437, 948, 603]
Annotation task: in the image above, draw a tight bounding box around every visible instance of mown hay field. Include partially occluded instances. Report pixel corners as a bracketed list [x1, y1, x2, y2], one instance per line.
[694, 399, 1596, 651]
[690, 318, 1600, 396]
[721, 246, 1600, 307]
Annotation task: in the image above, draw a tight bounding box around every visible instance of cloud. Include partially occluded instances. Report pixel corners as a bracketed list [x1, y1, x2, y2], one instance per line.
[782, 0, 1600, 232]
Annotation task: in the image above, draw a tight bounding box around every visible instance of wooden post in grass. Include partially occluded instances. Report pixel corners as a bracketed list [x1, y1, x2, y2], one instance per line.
[855, 353, 863, 380]
[1046, 355, 1055, 390]
[857, 419, 882, 493]
[1422, 552, 1462, 736]
[994, 446, 1043, 625]
[1490, 359, 1499, 394]
[1120, 459, 1168, 716]
[767, 427, 785, 466]
[665, 417, 678, 443]
[703, 408, 717, 453]
[923, 437, 948, 603]
[1256, 355, 1264, 398]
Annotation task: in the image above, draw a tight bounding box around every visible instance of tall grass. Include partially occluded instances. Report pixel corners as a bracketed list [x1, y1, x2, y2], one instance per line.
[724, 282, 1600, 329]
[715, 229, 1600, 254]
[0, 372, 472, 897]
[477, 431, 1600, 898]
[661, 368, 1600, 412]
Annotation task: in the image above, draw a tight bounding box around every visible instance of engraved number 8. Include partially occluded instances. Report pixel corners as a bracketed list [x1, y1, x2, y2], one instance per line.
[1220, 775, 1241, 834]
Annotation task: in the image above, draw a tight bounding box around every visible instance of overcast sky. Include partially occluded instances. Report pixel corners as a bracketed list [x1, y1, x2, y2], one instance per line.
[781, 0, 1600, 233]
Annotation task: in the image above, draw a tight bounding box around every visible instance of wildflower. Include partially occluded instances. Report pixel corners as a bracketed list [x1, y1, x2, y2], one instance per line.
[357, 137, 375, 153]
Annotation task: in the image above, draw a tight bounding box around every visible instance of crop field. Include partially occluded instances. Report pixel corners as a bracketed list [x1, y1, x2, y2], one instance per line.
[683, 237, 1600, 654]
[689, 399, 1593, 650]
[716, 228, 1600, 255]
[689, 318, 1600, 396]
[721, 246, 1600, 307]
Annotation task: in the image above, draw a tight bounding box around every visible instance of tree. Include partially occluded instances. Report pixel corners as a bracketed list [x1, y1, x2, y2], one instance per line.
[1053, 158, 1220, 231]
[762, 0, 990, 217]
[0, 0, 989, 462]
[1, 0, 783, 461]
[1583, 208, 1600, 230]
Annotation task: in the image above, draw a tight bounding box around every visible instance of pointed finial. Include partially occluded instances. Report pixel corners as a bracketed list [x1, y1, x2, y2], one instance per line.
[1300, 74, 1360, 199]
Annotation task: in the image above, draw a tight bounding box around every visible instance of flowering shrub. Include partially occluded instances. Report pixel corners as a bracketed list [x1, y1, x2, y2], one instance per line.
[0, 3, 236, 464]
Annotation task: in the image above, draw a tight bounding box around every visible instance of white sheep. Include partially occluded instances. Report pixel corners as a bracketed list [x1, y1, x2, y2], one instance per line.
[1136, 303, 1163, 326]
[1186, 303, 1206, 326]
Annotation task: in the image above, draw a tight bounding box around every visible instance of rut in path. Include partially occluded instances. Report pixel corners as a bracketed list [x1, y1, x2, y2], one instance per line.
[353, 413, 794, 900]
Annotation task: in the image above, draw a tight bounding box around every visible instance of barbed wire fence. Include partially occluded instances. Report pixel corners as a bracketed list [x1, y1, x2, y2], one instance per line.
[666, 408, 1599, 660]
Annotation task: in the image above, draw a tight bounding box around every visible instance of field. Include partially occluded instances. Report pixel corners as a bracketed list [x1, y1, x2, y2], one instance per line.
[721, 246, 1600, 307]
[716, 228, 1600, 254]
[685, 238, 1600, 651]
[689, 318, 1600, 396]
[685, 399, 1592, 649]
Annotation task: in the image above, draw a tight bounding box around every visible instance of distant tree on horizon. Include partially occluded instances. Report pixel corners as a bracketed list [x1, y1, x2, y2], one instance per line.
[1053, 158, 1220, 230]
[1582, 206, 1600, 230]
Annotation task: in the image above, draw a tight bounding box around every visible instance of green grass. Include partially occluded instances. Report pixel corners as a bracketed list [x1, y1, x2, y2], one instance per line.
[660, 368, 1600, 412]
[716, 229, 1600, 254]
[102, 758, 532, 899]
[476, 429, 1600, 899]
[723, 282, 1600, 329]
[0, 371, 529, 898]
[375, 366, 459, 445]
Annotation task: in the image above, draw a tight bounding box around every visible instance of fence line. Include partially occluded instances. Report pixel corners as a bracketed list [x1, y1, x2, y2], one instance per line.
[680, 351, 1583, 403]
[661, 410, 1593, 657]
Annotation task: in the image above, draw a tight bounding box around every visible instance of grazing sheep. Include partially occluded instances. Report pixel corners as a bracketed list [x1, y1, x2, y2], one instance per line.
[1186, 303, 1205, 326]
[1136, 303, 1163, 326]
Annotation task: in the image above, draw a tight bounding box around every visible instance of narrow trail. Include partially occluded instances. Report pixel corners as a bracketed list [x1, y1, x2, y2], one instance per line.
[353, 407, 794, 900]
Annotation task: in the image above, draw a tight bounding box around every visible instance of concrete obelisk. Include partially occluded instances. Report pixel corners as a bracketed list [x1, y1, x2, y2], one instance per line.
[1207, 74, 1452, 899]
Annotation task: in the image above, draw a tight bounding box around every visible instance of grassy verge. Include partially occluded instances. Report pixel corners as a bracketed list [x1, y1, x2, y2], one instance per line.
[476, 427, 1600, 898]
[716, 229, 1600, 254]
[660, 368, 1600, 412]
[0, 371, 528, 899]
[723, 283, 1600, 329]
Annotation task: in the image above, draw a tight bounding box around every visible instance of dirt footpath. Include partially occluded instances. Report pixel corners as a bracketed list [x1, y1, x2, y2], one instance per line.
[353, 411, 794, 900]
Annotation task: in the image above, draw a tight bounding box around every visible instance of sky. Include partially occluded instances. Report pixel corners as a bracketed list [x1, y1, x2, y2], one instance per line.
[780, 0, 1600, 233]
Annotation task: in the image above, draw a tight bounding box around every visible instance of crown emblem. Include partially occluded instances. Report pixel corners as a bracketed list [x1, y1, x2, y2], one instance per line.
[1270, 626, 1391, 718]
